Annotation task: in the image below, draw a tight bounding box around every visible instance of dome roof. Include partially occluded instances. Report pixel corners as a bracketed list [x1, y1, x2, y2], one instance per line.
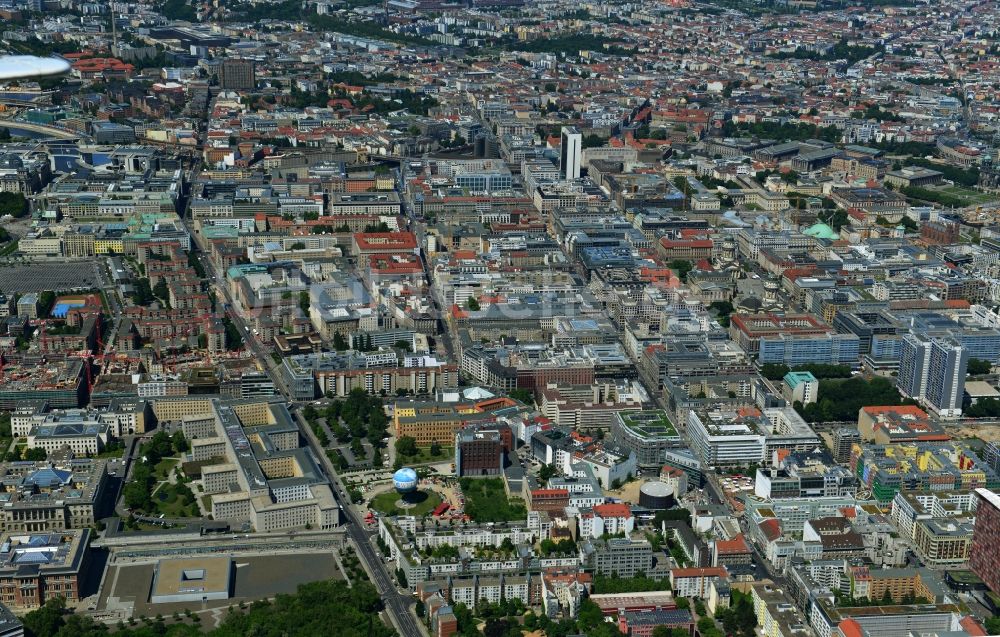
[804, 222, 839, 240]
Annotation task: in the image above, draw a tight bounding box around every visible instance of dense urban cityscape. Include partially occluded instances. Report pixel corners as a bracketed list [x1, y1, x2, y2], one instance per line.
[1, 0, 1000, 635]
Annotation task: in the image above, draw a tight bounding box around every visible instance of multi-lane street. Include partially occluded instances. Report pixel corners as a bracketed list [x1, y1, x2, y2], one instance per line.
[296, 410, 423, 636]
[185, 211, 423, 635]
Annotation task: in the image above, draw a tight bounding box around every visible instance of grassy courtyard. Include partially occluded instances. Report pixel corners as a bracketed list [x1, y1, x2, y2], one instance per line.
[459, 477, 527, 523]
[151, 482, 199, 518]
[370, 489, 443, 517]
[398, 445, 454, 466]
[154, 457, 179, 481]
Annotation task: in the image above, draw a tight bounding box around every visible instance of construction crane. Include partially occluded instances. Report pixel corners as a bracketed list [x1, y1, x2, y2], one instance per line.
[28, 319, 48, 354]
[67, 349, 96, 394]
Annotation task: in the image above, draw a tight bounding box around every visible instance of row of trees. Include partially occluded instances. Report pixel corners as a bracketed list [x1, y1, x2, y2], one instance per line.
[901, 185, 974, 208]
[767, 38, 883, 65]
[394, 435, 442, 458]
[718, 119, 843, 144]
[22, 579, 391, 637]
[760, 363, 854, 380]
[500, 33, 627, 56]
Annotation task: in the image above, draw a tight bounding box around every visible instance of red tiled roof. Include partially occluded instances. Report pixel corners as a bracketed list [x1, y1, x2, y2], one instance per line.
[960, 616, 987, 637]
[839, 619, 864, 637]
[593, 503, 632, 519]
[715, 534, 750, 555]
[759, 518, 782, 542]
[860, 405, 928, 418]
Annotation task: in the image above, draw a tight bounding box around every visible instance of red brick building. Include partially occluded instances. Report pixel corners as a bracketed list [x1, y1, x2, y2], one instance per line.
[969, 488, 1000, 593]
[657, 237, 713, 262]
[529, 488, 570, 513]
[455, 428, 503, 477]
[619, 608, 694, 637]
[0, 529, 89, 609]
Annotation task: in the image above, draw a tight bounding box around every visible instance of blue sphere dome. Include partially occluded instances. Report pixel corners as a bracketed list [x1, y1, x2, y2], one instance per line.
[393, 467, 418, 493]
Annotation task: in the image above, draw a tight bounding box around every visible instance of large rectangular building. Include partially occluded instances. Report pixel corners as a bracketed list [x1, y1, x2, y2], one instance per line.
[455, 429, 503, 477]
[730, 313, 859, 367]
[896, 334, 968, 418]
[175, 399, 342, 533]
[560, 127, 582, 180]
[150, 557, 233, 604]
[0, 459, 108, 532]
[687, 407, 819, 467]
[0, 529, 89, 608]
[591, 537, 654, 579]
[969, 488, 1000, 593]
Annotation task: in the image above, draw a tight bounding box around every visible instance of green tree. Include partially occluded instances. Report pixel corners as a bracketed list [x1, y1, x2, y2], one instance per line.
[761, 363, 792, 379]
[537, 463, 557, 482]
[171, 431, 189, 453]
[21, 597, 67, 637]
[509, 388, 534, 404]
[577, 598, 604, 630]
[395, 435, 418, 457]
[222, 317, 242, 350]
[429, 441, 442, 456]
[23, 447, 47, 461]
[0, 192, 28, 218]
[968, 358, 992, 375]
[669, 259, 693, 282]
[983, 616, 1000, 635]
[965, 397, 1000, 418]
[466, 297, 480, 311]
[123, 480, 152, 511]
[333, 332, 348, 351]
[159, 0, 197, 21]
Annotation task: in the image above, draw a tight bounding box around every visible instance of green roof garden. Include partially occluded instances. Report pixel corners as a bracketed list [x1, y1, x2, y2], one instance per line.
[619, 410, 679, 439]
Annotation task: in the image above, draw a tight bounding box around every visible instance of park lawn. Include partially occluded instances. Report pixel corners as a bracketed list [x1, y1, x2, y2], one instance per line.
[152, 482, 199, 518]
[370, 489, 442, 517]
[940, 185, 995, 205]
[398, 446, 454, 466]
[153, 457, 179, 481]
[460, 477, 527, 523]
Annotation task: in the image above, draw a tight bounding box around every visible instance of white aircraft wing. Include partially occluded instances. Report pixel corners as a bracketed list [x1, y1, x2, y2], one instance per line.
[0, 55, 71, 80]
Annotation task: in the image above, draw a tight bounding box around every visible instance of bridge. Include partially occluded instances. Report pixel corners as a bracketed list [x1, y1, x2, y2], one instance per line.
[0, 120, 91, 141]
[0, 97, 45, 109]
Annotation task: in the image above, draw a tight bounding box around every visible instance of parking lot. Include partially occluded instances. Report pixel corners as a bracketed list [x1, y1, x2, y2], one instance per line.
[0, 260, 105, 293]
